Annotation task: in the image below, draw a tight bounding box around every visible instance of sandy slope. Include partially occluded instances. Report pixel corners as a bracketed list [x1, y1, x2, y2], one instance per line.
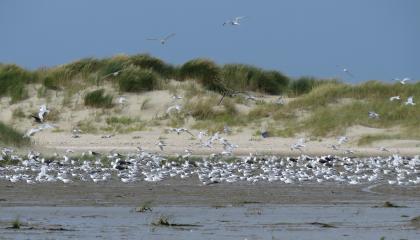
[1, 84, 420, 156]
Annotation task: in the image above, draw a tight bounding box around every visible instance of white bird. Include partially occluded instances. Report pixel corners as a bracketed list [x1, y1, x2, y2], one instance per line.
[368, 111, 379, 119]
[147, 33, 176, 45]
[405, 96, 415, 106]
[166, 104, 182, 114]
[389, 96, 400, 101]
[118, 96, 127, 105]
[23, 123, 55, 138]
[223, 16, 246, 26]
[337, 136, 348, 145]
[172, 95, 183, 101]
[336, 65, 355, 78]
[38, 105, 50, 122]
[395, 77, 410, 85]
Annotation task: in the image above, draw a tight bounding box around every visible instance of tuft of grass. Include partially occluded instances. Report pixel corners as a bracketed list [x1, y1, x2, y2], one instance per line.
[12, 218, 21, 229]
[0, 122, 30, 147]
[118, 66, 161, 92]
[84, 89, 114, 108]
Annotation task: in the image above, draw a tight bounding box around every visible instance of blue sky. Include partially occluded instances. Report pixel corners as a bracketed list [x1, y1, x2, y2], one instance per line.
[0, 0, 419, 82]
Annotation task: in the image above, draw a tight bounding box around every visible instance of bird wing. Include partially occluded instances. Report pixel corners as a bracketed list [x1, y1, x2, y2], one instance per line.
[235, 16, 246, 21]
[146, 38, 158, 41]
[164, 33, 176, 40]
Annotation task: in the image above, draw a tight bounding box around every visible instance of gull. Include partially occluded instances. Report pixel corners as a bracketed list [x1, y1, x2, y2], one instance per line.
[156, 140, 166, 151]
[147, 33, 176, 45]
[31, 104, 49, 123]
[23, 123, 55, 138]
[328, 144, 340, 151]
[166, 104, 182, 114]
[389, 96, 400, 101]
[405, 96, 415, 106]
[223, 16, 246, 26]
[395, 77, 410, 85]
[368, 111, 379, 119]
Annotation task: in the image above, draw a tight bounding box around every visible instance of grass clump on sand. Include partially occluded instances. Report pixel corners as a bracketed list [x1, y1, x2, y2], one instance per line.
[221, 64, 289, 94]
[0, 64, 35, 102]
[84, 89, 114, 108]
[0, 122, 30, 147]
[11, 218, 21, 229]
[118, 66, 161, 92]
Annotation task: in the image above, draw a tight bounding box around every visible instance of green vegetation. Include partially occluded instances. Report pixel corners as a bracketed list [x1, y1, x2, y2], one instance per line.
[0, 122, 30, 147]
[84, 89, 113, 108]
[118, 66, 160, 92]
[11, 218, 21, 229]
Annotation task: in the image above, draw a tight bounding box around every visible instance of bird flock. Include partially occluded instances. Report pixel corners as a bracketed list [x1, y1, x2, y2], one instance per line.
[1, 147, 419, 186]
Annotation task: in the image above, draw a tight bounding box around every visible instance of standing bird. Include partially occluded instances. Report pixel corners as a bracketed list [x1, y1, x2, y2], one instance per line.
[147, 33, 176, 45]
[223, 16, 246, 26]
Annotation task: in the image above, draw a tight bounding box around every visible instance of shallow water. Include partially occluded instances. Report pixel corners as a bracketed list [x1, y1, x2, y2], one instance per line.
[1, 203, 419, 240]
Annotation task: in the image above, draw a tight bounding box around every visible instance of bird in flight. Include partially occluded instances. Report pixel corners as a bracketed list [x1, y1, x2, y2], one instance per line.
[405, 96, 415, 106]
[147, 33, 176, 45]
[223, 16, 246, 26]
[394, 77, 410, 85]
[389, 96, 400, 101]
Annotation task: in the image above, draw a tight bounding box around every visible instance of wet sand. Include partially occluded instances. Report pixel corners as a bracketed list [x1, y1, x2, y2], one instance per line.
[1, 179, 419, 207]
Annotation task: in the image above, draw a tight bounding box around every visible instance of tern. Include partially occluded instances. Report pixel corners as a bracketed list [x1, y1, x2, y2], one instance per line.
[395, 77, 410, 85]
[156, 140, 166, 151]
[389, 96, 400, 101]
[405, 96, 415, 106]
[147, 33, 176, 45]
[223, 16, 246, 26]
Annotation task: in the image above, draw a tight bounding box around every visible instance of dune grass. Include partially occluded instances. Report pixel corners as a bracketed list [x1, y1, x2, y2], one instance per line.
[0, 122, 30, 147]
[84, 89, 114, 108]
[118, 66, 161, 92]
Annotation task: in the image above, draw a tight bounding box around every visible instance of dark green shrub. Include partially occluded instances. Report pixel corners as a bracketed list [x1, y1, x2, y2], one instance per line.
[118, 66, 160, 92]
[84, 89, 113, 108]
[261, 70, 289, 94]
[179, 59, 224, 92]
